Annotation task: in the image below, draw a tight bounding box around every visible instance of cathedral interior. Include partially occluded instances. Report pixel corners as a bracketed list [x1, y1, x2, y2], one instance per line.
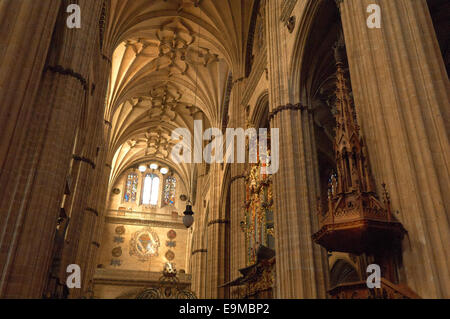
[0, 0, 448, 299]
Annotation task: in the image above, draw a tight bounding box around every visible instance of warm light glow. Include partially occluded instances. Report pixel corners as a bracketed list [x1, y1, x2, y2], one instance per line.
[138, 165, 147, 173]
[150, 163, 158, 170]
[150, 176, 160, 205]
[142, 174, 160, 205]
[160, 167, 169, 175]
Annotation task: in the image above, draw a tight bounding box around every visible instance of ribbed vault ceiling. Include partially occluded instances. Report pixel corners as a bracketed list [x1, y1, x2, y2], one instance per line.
[103, 0, 255, 194]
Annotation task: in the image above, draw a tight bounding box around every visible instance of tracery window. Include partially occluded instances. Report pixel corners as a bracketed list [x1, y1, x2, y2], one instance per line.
[124, 173, 138, 202]
[142, 173, 160, 206]
[163, 176, 176, 206]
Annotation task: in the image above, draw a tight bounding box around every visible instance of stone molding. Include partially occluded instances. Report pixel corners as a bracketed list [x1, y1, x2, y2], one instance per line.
[85, 207, 99, 217]
[93, 268, 192, 286]
[105, 216, 185, 230]
[191, 249, 207, 256]
[207, 219, 230, 227]
[72, 155, 96, 169]
[44, 65, 88, 91]
[268, 103, 309, 121]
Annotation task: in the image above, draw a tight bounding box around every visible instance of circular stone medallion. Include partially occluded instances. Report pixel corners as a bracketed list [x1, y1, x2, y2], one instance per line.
[165, 250, 175, 261]
[112, 246, 122, 258]
[167, 229, 177, 240]
[115, 226, 125, 235]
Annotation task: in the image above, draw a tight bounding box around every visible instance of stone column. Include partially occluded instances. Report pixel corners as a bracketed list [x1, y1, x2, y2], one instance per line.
[228, 78, 247, 296]
[71, 53, 112, 299]
[0, 1, 103, 298]
[191, 222, 209, 299]
[338, 0, 450, 298]
[199, 238, 208, 297]
[205, 163, 229, 298]
[190, 228, 206, 298]
[265, 0, 327, 298]
[190, 162, 208, 298]
[83, 156, 112, 298]
[0, 0, 60, 169]
[46, 43, 112, 298]
[0, 0, 61, 296]
[190, 229, 199, 294]
[73, 33, 113, 296]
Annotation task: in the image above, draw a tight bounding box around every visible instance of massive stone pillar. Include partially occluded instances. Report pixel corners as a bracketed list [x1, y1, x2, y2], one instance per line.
[205, 163, 228, 298]
[265, 0, 327, 298]
[190, 228, 200, 295]
[191, 220, 209, 299]
[338, 0, 450, 298]
[0, 0, 60, 169]
[190, 224, 206, 298]
[46, 39, 112, 298]
[190, 162, 208, 298]
[228, 78, 248, 296]
[0, 0, 60, 297]
[76, 19, 115, 295]
[72, 54, 112, 299]
[80, 153, 112, 299]
[0, 1, 103, 298]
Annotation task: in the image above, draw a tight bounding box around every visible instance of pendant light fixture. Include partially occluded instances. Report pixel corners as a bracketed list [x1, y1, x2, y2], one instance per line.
[183, 200, 194, 228]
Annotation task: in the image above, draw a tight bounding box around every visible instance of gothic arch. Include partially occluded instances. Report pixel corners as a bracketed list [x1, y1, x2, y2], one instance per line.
[292, 0, 341, 208]
[329, 259, 360, 288]
[250, 90, 269, 128]
[290, 0, 324, 103]
[101, 2, 248, 205]
[245, 0, 263, 78]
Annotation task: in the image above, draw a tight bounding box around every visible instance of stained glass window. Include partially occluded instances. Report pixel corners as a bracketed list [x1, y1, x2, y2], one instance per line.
[142, 174, 160, 205]
[163, 176, 176, 206]
[124, 173, 138, 202]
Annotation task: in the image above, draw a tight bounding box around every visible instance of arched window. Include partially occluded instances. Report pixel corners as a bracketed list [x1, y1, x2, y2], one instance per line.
[142, 174, 160, 205]
[124, 173, 138, 202]
[163, 176, 176, 206]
